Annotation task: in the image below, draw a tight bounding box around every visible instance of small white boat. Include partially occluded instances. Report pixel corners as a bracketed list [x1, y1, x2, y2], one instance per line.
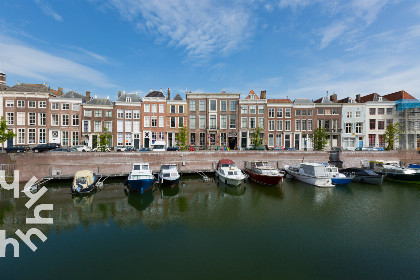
[72, 170, 100, 194]
[158, 164, 180, 186]
[324, 165, 354, 185]
[284, 163, 334, 187]
[215, 159, 246, 186]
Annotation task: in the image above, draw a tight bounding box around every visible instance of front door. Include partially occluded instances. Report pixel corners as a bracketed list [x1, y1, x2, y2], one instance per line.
[228, 137, 237, 150]
[285, 134, 290, 148]
[241, 132, 247, 148]
[359, 137, 363, 147]
[134, 139, 140, 149]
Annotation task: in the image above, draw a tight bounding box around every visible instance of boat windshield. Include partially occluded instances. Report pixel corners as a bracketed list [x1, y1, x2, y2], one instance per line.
[163, 173, 171, 177]
[76, 177, 87, 184]
[222, 164, 236, 168]
[228, 171, 238, 175]
[255, 162, 263, 167]
[162, 165, 176, 170]
[364, 170, 377, 175]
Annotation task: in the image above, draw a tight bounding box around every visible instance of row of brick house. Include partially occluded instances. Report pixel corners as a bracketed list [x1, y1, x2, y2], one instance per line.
[1, 72, 419, 150]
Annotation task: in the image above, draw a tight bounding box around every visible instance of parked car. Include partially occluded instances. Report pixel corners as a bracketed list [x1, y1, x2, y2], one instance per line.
[138, 147, 151, 152]
[332, 147, 343, 152]
[92, 146, 111, 152]
[4, 145, 30, 153]
[71, 145, 91, 152]
[166, 146, 179, 151]
[355, 147, 374, 151]
[272, 146, 285, 151]
[32, 143, 61, 153]
[116, 146, 135, 152]
[373, 147, 385, 151]
[285, 147, 297, 151]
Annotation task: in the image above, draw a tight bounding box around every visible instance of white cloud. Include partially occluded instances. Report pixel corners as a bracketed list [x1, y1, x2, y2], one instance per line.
[0, 35, 115, 88]
[107, 0, 254, 58]
[34, 0, 63, 22]
[320, 21, 348, 49]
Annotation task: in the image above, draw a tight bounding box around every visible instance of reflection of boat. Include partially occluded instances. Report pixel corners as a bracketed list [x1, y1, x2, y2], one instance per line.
[72, 170, 100, 194]
[340, 168, 383, 185]
[217, 181, 246, 196]
[247, 180, 284, 200]
[158, 164, 180, 186]
[161, 184, 180, 197]
[215, 159, 246, 186]
[369, 160, 420, 184]
[126, 163, 155, 194]
[126, 189, 155, 211]
[324, 165, 354, 185]
[243, 161, 284, 186]
[284, 163, 334, 187]
[72, 193, 95, 207]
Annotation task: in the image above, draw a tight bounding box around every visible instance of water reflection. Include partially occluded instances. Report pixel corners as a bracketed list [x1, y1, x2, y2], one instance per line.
[125, 188, 155, 212]
[216, 180, 246, 196]
[72, 193, 96, 208]
[159, 184, 180, 198]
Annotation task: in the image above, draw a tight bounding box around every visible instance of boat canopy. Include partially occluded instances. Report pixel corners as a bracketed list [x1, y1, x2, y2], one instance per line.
[73, 170, 95, 186]
[217, 159, 236, 169]
[133, 163, 149, 170]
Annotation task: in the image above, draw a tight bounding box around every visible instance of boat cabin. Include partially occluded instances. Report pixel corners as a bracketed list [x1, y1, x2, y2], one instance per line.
[132, 163, 150, 171]
[217, 159, 237, 169]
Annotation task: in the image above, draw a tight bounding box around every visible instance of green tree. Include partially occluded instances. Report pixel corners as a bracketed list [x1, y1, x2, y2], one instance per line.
[251, 125, 264, 150]
[176, 125, 188, 151]
[383, 123, 402, 150]
[0, 117, 16, 151]
[310, 127, 328, 151]
[98, 127, 112, 151]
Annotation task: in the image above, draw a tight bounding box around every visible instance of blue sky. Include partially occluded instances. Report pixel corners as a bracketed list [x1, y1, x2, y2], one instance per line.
[1, 0, 420, 100]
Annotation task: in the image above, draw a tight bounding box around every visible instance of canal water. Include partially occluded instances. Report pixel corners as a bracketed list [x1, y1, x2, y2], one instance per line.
[0, 176, 419, 280]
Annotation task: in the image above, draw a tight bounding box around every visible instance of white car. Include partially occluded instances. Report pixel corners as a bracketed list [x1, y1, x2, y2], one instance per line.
[92, 146, 111, 152]
[72, 145, 91, 152]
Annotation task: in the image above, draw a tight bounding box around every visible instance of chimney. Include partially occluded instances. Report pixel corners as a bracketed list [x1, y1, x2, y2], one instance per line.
[86, 91, 91, 102]
[118, 91, 121, 98]
[330, 93, 337, 103]
[167, 88, 171, 100]
[260, 90, 266, 99]
[356, 94, 361, 103]
[58, 87, 63, 96]
[0, 72, 5, 85]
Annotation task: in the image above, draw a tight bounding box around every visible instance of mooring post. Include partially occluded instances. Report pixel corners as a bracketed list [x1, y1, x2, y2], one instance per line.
[98, 166, 101, 175]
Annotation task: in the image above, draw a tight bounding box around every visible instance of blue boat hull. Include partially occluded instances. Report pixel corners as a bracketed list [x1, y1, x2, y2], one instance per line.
[331, 177, 353, 185]
[127, 178, 154, 193]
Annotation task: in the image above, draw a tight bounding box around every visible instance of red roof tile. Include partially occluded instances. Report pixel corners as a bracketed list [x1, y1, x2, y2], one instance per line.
[383, 90, 416, 101]
[267, 99, 293, 103]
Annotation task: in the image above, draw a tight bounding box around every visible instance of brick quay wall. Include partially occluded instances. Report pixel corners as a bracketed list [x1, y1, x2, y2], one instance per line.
[1, 150, 419, 182]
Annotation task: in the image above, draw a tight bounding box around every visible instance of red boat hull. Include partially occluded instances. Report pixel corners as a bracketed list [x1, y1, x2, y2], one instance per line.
[244, 169, 283, 186]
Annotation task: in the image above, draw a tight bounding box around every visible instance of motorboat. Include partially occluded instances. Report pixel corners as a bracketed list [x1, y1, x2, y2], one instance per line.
[215, 159, 246, 186]
[126, 163, 155, 194]
[158, 164, 180, 186]
[72, 170, 100, 194]
[243, 161, 284, 186]
[284, 163, 334, 187]
[369, 160, 420, 184]
[324, 165, 354, 185]
[340, 167, 383, 185]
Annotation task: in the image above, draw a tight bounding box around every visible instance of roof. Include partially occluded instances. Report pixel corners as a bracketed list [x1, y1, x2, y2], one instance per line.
[117, 93, 141, 102]
[86, 98, 113, 106]
[245, 90, 259, 99]
[145, 90, 166, 98]
[359, 93, 388, 103]
[173, 93, 183, 101]
[383, 90, 416, 101]
[338, 97, 357, 103]
[267, 98, 293, 103]
[314, 96, 333, 103]
[60, 91, 86, 101]
[0, 84, 9, 91]
[293, 98, 313, 104]
[218, 159, 235, 165]
[6, 83, 56, 95]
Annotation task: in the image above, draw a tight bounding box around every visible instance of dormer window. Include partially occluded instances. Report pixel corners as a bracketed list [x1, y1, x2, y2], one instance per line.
[126, 97, 131, 102]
